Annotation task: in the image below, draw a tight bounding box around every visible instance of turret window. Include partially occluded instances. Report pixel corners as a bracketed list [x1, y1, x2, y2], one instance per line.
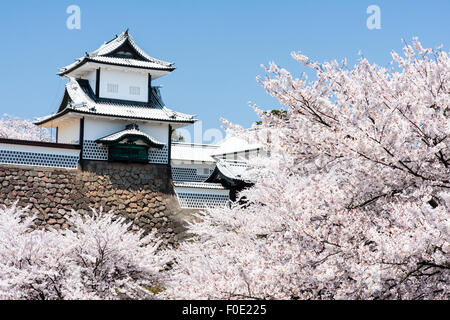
[129, 86, 141, 96]
[107, 83, 119, 93]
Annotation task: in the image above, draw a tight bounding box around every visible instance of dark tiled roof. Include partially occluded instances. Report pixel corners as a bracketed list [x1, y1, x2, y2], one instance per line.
[35, 78, 197, 125]
[206, 160, 250, 183]
[96, 125, 165, 149]
[58, 30, 175, 76]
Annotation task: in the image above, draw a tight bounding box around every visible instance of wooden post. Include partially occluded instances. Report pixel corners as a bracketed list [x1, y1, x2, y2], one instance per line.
[79, 117, 85, 160]
[148, 74, 152, 104]
[95, 68, 101, 99]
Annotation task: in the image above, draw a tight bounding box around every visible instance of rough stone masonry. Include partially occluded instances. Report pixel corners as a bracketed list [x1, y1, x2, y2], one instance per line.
[0, 161, 194, 248]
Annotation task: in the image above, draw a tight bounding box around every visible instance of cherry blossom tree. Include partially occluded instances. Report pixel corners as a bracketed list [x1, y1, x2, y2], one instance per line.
[0, 114, 51, 142]
[166, 39, 449, 300]
[0, 204, 168, 300]
[0, 203, 69, 299]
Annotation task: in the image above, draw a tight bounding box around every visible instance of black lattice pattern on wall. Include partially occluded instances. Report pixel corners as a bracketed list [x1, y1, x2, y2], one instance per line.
[82, 140, 108, 160]
[148, 145, 168, 164]
[0, 150, 79, 169]
[176, 192, 229, 209]
[172, 167, 214, 182]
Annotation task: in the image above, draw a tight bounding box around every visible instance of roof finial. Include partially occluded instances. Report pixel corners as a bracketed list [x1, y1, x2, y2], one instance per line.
[126, 123, 139, 131]
[124, 28, 129, 36]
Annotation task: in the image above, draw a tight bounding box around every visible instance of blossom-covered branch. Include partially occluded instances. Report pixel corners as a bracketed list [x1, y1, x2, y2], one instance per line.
[166, 39, 449, 300]
[0, 114, 52, 142]
[0, 204, 168, 300]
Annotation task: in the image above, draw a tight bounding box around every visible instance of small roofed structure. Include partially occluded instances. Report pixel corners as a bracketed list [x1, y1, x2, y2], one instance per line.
[206, 159, 248, 183]
[205, 159, 254, 202]
[96, 123, 164, 163]
[170, 136, 262, 205]
[96, 123, 164, 148]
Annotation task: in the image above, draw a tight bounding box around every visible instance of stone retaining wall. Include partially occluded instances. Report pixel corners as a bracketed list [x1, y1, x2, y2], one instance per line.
[0, 161, 196, 248]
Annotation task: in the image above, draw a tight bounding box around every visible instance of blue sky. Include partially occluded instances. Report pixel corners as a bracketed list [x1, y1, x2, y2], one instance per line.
[0, 0, 448, 143]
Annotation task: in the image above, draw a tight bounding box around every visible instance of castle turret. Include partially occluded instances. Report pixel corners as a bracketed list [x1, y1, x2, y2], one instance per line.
[35, 30, 196, 164]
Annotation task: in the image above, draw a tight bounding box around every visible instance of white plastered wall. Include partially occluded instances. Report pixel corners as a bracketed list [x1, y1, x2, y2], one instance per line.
[0, 143, 80, 157]
[57, 119, 80, 144]
[99, 69, 148, 102]
[86, 70, 97, 94]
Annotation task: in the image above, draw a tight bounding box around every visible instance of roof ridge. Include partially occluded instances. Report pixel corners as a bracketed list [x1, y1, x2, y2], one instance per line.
[90, 30, 173, 66]
[59, 30, 175, 75]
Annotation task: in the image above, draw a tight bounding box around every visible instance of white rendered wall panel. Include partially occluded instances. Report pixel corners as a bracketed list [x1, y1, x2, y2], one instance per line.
[99, 69, 148, 102]
[83, 118, 169, 143]
[86, 70, 97, 95]
[58, 120, 80, 144]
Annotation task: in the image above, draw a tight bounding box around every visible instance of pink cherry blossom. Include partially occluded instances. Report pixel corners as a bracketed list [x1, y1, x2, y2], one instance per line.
[0, 114, 51, 142]
[166, 39, 449, 300]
